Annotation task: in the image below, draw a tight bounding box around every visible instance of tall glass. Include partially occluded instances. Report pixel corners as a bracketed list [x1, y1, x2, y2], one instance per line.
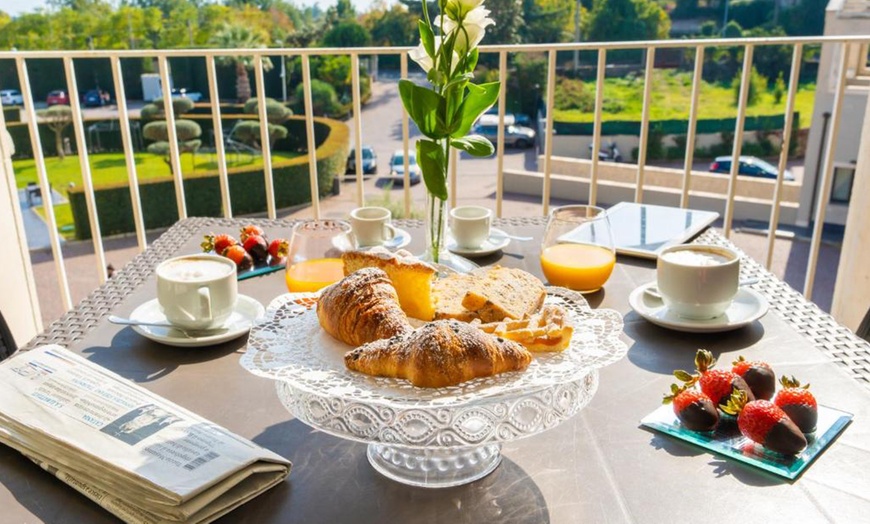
[540, 205, 616, 293]
[285, 220, 356, 293]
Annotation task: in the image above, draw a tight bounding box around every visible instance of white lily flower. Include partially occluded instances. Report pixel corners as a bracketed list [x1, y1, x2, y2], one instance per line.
[452, 6, 494, 53]
[444, 0, 485, 20]
[409, 42, 434, 72]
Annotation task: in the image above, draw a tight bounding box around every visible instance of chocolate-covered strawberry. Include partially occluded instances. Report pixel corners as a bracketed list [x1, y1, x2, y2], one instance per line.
[774, 375, 818, 433]
[732, 355, 776, 400]
[243, 234, 269, 263]
[663, 383, 719, 432]
[239, 224, 265, 243]
[722, 390, 807, 455]
[676, 349, 755, 409]
[201, 233, 237, 256]
[224, 244, 253, 270]
[267, 238, 289, 263]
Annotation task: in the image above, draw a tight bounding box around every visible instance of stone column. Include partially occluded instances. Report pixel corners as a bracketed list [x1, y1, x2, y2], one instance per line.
[0, 128, 42, 345]
[831, 94, 870, 331]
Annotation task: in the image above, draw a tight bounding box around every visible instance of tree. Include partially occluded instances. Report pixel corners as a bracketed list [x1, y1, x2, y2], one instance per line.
[141, 97, 202, 174]
[295, 80, 339, 116]
[584, 0, 670, 42]
[484, 0, 524, 45]
[321, 20, 372, 48]
[236, 97, 291, 149]
[521, 0, 576, 44]
[209, 23, 273, 102]
[37, 105, 72, 159]
[364, 4, 417, 47]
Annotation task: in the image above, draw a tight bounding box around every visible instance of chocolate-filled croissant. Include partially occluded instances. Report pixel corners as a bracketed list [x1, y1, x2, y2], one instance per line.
[345, 320, 532, 387]
[317, 268, 413, 346]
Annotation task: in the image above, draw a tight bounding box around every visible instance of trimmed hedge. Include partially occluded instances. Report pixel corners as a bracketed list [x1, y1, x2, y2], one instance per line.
[3, 106, 20, 123]
[553, 113, 797, 136]
[68, 116, 349, 240]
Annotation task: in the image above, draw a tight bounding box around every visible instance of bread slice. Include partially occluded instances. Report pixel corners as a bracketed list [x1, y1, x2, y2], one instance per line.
[461, 266, 546, 322]
[342, 248, 436, 321]
[432, 273, 479, 322]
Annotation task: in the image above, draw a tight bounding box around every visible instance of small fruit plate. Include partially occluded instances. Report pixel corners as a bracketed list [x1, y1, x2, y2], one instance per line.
[640, 404, 852, 480]
[237, 262, 284, 281]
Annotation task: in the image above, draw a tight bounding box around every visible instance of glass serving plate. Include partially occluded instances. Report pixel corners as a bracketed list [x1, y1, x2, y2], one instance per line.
[241, 287, 627, 487]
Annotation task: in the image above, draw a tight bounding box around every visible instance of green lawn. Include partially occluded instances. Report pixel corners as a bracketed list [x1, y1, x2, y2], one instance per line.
[554, 70, 816, 126]
[19, 151, 299, 240]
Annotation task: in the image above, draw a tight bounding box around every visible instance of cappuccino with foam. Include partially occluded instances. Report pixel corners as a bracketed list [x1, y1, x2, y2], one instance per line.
[661, 249, 731, 267]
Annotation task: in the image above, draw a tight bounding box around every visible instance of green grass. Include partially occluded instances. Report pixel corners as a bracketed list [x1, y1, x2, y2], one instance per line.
[17, 151, 300, 239]
[553, 70, 816, 126]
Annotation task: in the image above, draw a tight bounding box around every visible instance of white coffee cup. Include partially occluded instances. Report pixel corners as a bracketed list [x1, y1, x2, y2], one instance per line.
[657, 244, 740, 320]
[156, 254, 238, 330]
[349, 207, 398, 247]
[450, 205, 492, 249]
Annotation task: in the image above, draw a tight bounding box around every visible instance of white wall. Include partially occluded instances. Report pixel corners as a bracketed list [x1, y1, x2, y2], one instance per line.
[0, 129, 42, 347]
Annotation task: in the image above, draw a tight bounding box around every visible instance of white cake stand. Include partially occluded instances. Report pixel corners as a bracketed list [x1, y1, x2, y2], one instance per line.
[241, 288, 626, 488]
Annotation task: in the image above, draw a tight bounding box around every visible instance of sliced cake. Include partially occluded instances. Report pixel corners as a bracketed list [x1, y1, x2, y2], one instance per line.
[342, 248, 436, 320]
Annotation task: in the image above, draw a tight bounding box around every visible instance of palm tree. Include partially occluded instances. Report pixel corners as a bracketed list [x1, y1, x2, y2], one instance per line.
[209, 24, 273, 102]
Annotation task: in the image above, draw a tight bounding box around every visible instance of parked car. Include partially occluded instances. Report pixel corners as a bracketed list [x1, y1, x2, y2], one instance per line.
[709, 156, 795, 181]
[346, 146, 378, 176]
[0, 89, 24, 106]
[46, 90, 70, 106]
[474, 123, 536, 148]
[171, 88, 203, 102]
[82, 89, 110, 107]
[384, 149, 422, 185]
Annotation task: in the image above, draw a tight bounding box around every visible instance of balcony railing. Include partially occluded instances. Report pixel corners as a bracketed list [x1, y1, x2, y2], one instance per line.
[1, 35, 869, 341]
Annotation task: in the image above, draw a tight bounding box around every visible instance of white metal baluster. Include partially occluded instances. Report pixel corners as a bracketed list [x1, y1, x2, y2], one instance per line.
[764, 44, 802, 270]
[400, 53, 411, 217]
[723, 44, 754, 237]
[635, 47, 656, 204]
[542, 49, 557, 215]
[300, 54, 320, 219]
[681, 45, 704, 208]
[110, 56, 147, 250]
[495, 50, 507, 218]
[205, 55, 232, 218]
[804, 44, 849, 300]
[16, 57, 72, 311]
[254, 54, 276, 219]
[351, 53, 364, 208]
[158, 56, 187, 219]
[590, 48, 606, 207]
[63, 57, 107, 284]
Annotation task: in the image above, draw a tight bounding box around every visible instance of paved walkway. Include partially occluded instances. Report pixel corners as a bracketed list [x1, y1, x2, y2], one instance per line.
[18, 187, 65, 251]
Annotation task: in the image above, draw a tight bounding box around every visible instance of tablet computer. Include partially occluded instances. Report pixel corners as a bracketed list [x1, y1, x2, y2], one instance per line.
[559, 202, 719, 259]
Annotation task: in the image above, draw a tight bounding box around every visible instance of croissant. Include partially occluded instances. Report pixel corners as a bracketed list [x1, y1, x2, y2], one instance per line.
[317, 268, 413, 346]
[344, 320, 532, 388]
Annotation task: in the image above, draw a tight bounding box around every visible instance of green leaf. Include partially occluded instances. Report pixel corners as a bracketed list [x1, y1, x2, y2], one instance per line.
[417, 140, 448, 200]
[450, 81, 500, 138]
[467, 47, 479, 73]
[450, 135, 494, 157]
[399, 80, 448, 139]
[418, 20, 435, 58]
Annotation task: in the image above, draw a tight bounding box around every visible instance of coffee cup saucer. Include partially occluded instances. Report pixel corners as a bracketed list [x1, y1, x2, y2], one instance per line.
[628, 282, 769, 333]
[446, 228, 511, 257]
[126, 295, 265, 347]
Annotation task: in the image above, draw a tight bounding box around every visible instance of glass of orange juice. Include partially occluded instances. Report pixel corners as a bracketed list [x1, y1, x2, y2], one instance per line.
[540, 205, 616, 293]
[285, 220, 356, 293]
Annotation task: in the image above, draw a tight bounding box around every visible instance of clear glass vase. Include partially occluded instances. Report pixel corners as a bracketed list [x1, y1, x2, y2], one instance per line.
[419, 191, 477, 273]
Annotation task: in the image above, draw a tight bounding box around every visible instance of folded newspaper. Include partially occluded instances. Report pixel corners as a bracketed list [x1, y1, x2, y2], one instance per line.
[0, 345, 291, 523]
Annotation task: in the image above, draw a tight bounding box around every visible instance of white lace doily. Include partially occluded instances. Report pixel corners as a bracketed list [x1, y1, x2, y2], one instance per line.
[241, 287, 626, 406]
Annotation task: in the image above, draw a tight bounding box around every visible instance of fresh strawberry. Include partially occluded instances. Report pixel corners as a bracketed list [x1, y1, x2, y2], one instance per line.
[663, 383, 719, 432]
[201, 233, 237, 255]
[239, 224, 265, 243]
[243, 234, 269, 263]
[722, 390, 807, 455]
[773, 375, 818, 433]
[267, 238, 289, 261]
[675, 349, 755, 408]
[224, 244, 253, 270]
[732, 355, 776, 400]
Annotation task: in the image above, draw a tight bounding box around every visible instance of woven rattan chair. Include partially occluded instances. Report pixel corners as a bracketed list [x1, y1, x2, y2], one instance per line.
[0, 310, 16, 361]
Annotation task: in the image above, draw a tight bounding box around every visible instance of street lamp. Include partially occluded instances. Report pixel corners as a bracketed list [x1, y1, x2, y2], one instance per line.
[277, 40, 287, 103]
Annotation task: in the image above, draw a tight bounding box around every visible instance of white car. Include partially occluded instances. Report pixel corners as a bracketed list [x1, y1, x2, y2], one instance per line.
[384, 149, 422, 185]
[0, 89, 24, 106]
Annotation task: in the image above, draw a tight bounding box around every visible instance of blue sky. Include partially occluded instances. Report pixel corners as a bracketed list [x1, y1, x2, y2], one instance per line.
[1, 0, 376, 17]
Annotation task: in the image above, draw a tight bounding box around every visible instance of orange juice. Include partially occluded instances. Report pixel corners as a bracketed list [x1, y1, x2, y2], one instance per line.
[540, 244, 616, 293]
[285, 258, 344, 292]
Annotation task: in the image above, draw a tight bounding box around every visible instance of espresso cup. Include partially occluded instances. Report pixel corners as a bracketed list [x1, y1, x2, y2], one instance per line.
[349, 207, 398, 247]
[156, 254, 238, 330]
[450, 205, 492, 249]
[656, 244, 740, 320]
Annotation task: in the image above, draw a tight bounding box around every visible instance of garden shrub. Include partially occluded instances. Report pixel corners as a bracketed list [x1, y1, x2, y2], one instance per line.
[295, 80, 341, 116]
